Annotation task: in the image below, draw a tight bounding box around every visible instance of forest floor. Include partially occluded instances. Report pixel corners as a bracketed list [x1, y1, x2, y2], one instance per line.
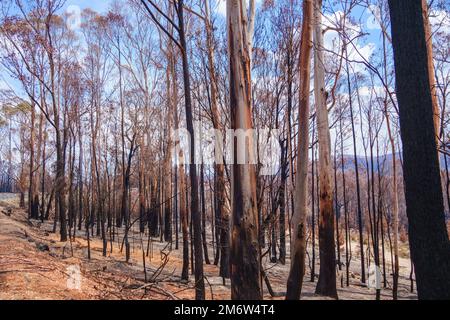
[0, 193, 417, 300]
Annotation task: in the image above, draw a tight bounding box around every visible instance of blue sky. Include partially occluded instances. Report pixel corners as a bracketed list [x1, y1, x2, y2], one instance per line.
[1, 0, 448, 158]
[0, 0, 392, 160]
[63, 0, 111, 13]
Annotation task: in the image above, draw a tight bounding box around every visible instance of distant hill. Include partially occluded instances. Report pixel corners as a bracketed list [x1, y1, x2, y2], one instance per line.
[336, 153, 448, 173]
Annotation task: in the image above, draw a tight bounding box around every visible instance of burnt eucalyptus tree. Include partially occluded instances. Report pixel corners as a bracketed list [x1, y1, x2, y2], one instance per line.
[139, 0, 205, 300]
[227, 0, 262, 300]
[286, 0, 313, 300]
[204, 0, 230, 280]
[388, 0, 450, 300]
[313, 0, 337, 298]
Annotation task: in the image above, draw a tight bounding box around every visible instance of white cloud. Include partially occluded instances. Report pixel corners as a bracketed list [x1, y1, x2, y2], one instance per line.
[349, 42, 376, 63]
[358, 85, 393, 99]
[322, 11, 376, 73]
[366, 4, 382, 31]
[429, 9, 450, 35]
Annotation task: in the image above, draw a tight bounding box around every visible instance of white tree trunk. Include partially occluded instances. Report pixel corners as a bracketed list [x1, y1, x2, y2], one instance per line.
[313, 0, 337, 298]
[227, 0, 262, 300]
[286, 0, 314, 300]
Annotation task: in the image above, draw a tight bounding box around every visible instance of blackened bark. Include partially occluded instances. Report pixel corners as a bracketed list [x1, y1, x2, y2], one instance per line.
[149, 177, 159, 237]
[388, 0, 450, 300]
[278, 138, 288, 265]
[176, 0, 205, 299]
[346, 54, 366, 284]
[180, 162, 189, 281]
[200, 164, 210, 264]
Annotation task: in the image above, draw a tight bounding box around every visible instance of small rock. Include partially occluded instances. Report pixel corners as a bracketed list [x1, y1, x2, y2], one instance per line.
[36, 243, 50, 251]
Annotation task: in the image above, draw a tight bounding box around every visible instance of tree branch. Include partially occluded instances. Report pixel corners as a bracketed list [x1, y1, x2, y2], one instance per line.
[139, 0, 183, 51]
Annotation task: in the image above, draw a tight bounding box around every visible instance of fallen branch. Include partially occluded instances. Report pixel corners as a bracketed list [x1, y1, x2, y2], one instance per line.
[261, 269, 286, 298]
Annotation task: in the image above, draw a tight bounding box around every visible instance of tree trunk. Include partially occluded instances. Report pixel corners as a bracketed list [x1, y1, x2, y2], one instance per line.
[47, 20, 67, 242]
[28, 99, 37, 219]
[388, 0, 450, 300]
[311, 127, 317, 282]
[179, 157, 189, 281]
[278, 140, 287, 265]
[163, 52, 173, 242]
[139, 159, 146, 234]
[122, 136, 135, 263]
[334, 147, 342, 288]
[204, 0, 230, 279]
[345, 49, 366, 285]
[382, 31, 400, 299]
[176, 0, 205, 300]
[340, 115, 350, 287]
[285, 0, 313, 300]
[227, 0, 262, 300]
[421, 0, 440, 145]
[313, 0, 337, 299]
[200, 164, 210, 264]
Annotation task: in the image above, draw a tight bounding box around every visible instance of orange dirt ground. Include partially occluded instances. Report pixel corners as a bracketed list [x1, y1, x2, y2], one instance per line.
[0, 193, 417, 300]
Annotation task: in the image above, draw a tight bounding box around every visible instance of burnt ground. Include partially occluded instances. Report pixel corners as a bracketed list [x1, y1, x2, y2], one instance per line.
[0, 193, 417, 300]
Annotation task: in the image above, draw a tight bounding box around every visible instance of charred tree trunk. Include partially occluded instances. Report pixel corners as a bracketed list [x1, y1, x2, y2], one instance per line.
[278, 137, 288, 265]
[122, 135, 136, 263]
[163, 55, 173, 242]
[340, 123, 350, 287]
[28, 99, 38, 220]
[334, 145, 342, 288]
[179, 156, 189, 281]
[388, 0, 450, 300]
[200, 164, 210, 264]
[346, 50, 366, 285]
[47, 21, 67, 242]
[205, 0, 230, 279]
[176, 0, 205, 299]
